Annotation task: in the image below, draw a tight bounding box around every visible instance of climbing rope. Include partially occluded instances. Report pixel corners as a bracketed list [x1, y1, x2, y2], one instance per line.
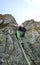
[19, 41, 31, 65]
[16, 30, 31, 65]
[16, 30, 38, 65]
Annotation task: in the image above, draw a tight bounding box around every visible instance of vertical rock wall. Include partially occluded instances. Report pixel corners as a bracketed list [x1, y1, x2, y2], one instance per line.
[0, 14, 26, 65]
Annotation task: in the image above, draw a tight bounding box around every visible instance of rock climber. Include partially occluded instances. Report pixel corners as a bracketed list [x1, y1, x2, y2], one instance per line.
[11, 24, 26, 37]
[13, 24, 26, 48]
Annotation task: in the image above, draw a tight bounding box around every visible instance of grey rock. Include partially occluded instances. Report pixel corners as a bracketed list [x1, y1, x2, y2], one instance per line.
[23, 19, 40, 65]
[0, 14, 26, 65]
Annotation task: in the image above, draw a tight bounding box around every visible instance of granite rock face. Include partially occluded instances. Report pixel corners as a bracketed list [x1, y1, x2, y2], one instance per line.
[0, 14, 40, 65]
[0, 14, 26, 65]
[23, 19, 40, 65]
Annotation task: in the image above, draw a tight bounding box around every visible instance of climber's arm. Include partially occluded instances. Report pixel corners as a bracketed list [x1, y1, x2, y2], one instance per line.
[9, 23, 19, 29]
[10, 24, 26, 37]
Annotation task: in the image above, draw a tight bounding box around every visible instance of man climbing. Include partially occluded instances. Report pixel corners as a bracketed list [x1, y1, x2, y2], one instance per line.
[11, 24, 26, 48]
[18, 25, 26, 37]
[11, 24, 26, 37]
